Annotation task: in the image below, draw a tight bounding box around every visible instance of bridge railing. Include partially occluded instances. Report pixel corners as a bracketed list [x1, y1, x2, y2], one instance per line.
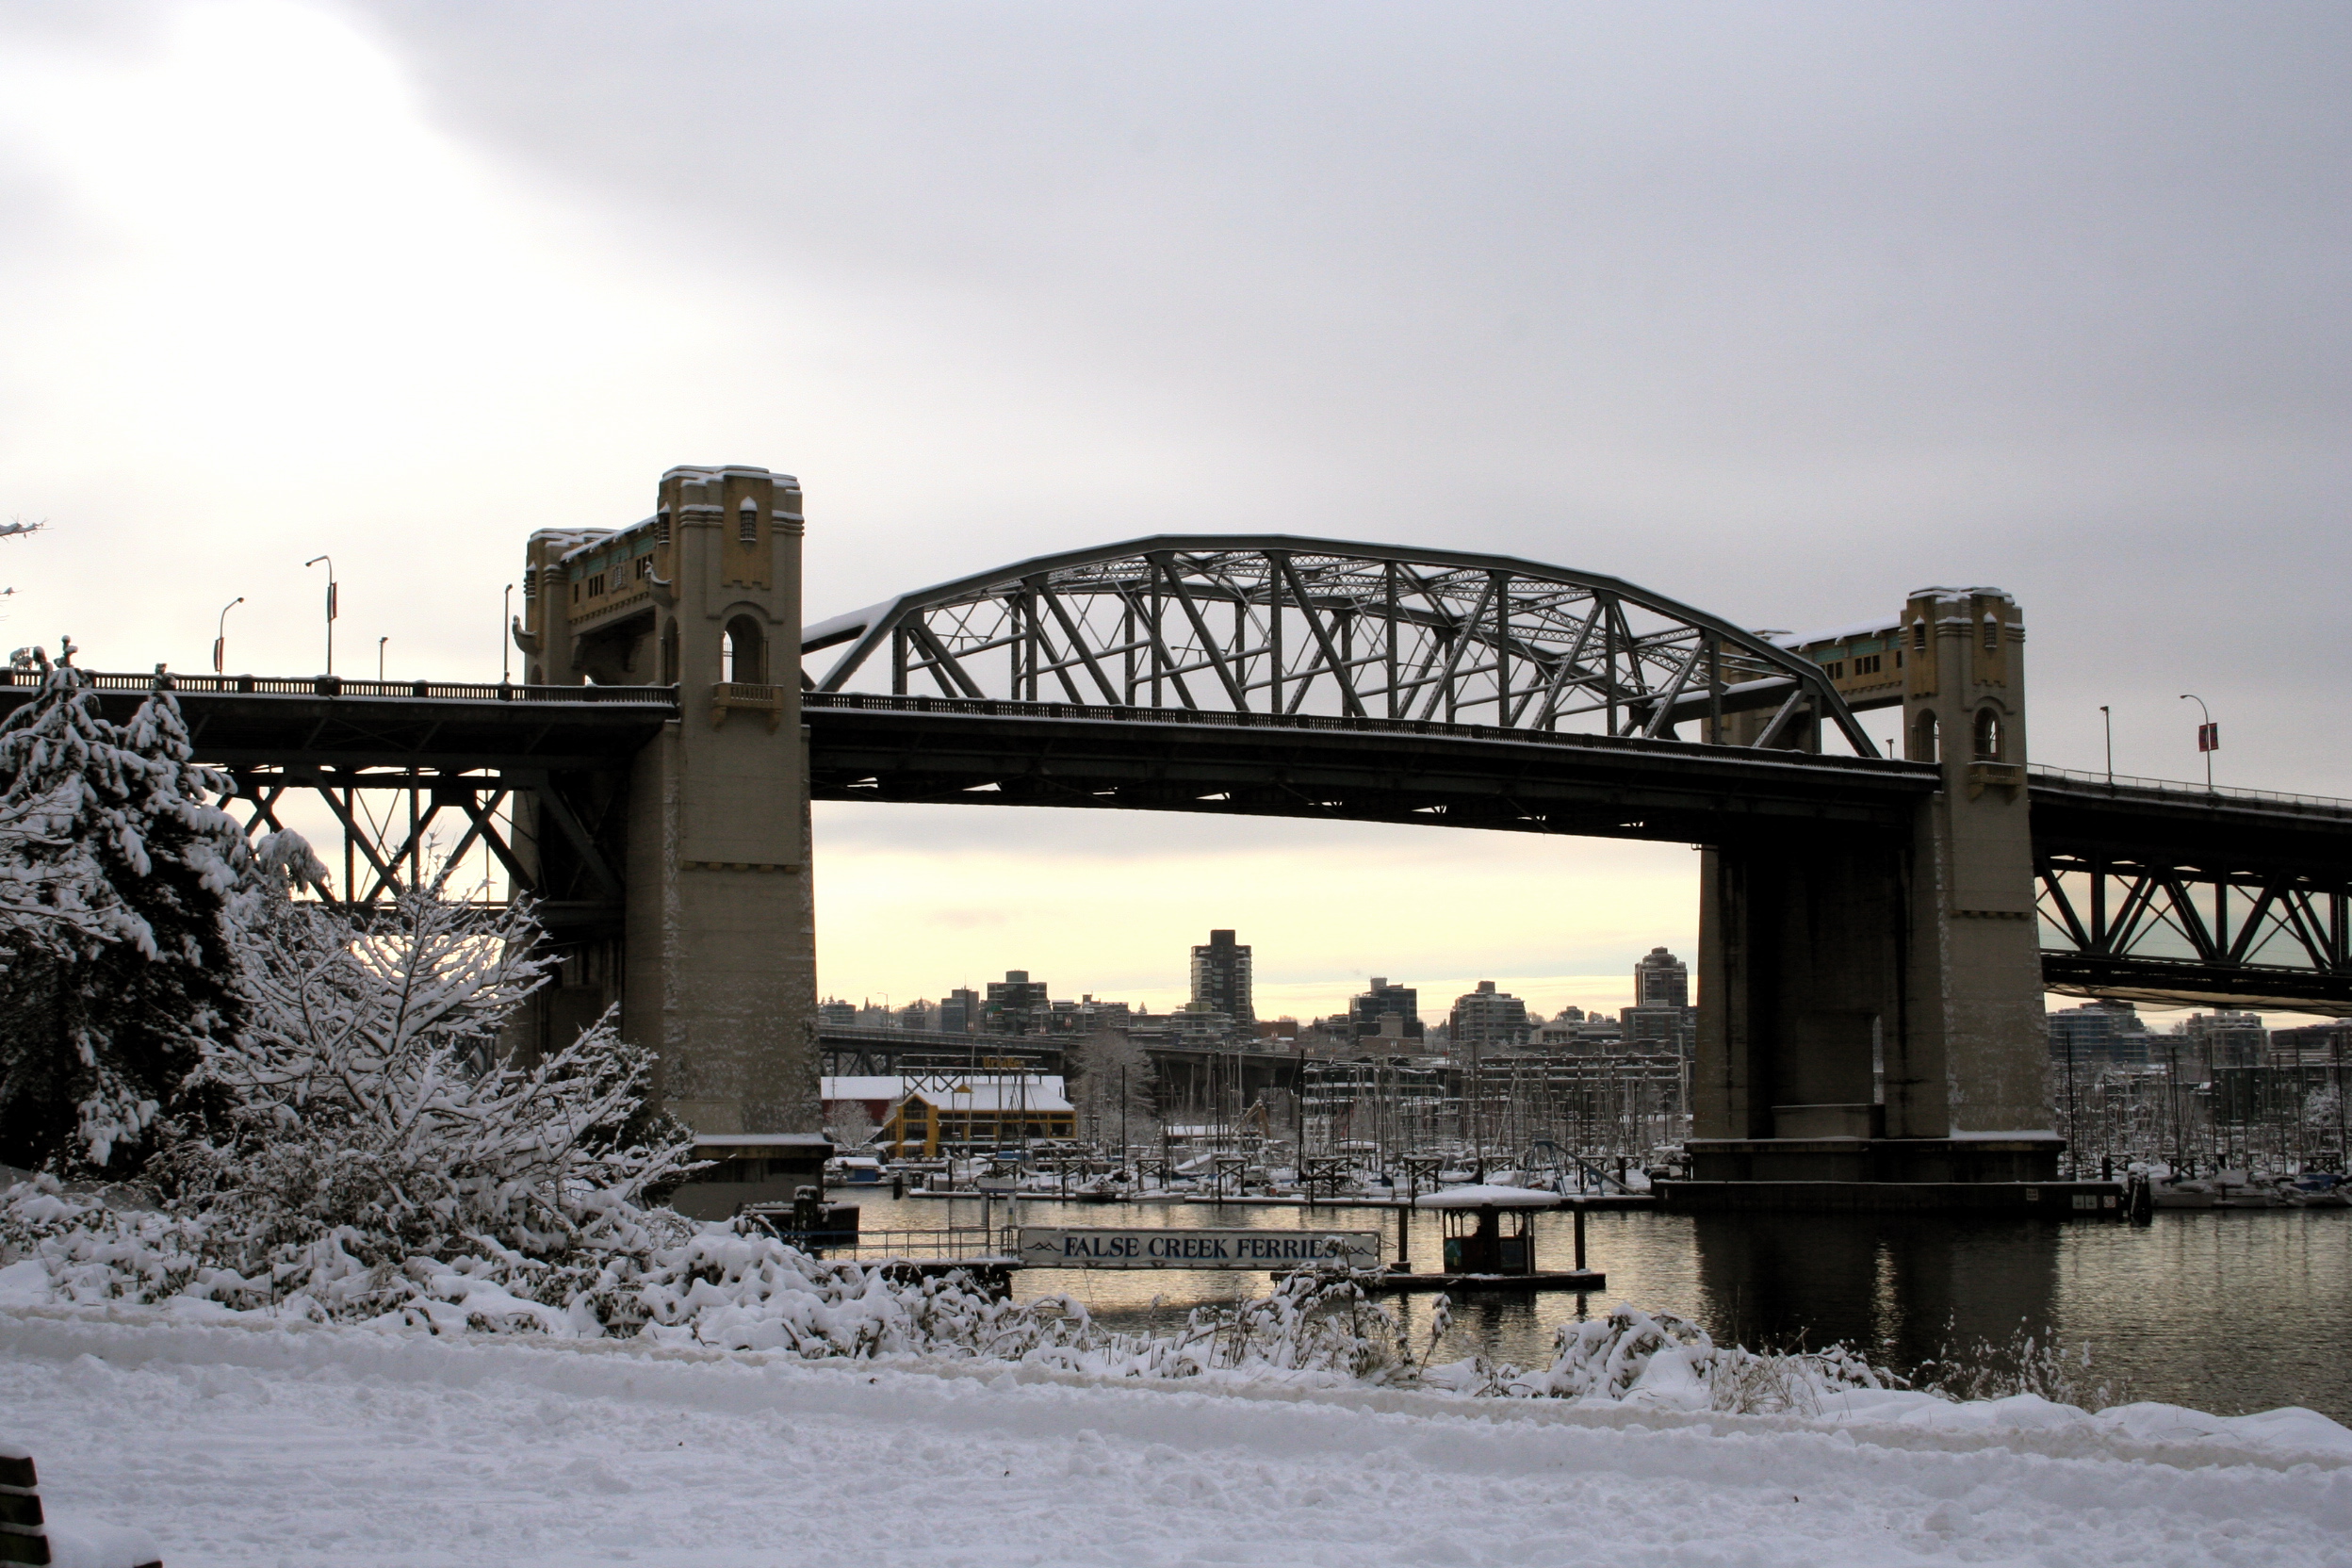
[2, 670, 678, 705]
[804, 690, 1923, 771]
[2031, 764, 2352, 819]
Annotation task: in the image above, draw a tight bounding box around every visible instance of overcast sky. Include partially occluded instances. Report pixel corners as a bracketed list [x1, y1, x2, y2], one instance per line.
[1, 1, 2344, 1020]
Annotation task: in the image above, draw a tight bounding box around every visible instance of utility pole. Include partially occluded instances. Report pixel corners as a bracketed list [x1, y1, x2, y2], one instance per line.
[2100, 705, 2113, 785]
[502, 583, 514, 684]
[304, 556, 336, 676]
[378, 636, 388, 681]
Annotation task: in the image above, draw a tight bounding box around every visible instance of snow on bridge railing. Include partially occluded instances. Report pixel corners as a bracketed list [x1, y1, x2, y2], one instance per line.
[0, 670, 678, 706]
[2031, 764, 2352, 818]
[803, 690, 1930, 773]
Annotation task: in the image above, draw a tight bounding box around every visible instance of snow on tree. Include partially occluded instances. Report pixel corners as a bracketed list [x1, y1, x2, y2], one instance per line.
[0, 656, 248, 1172]
[158, 841, 697, 1274]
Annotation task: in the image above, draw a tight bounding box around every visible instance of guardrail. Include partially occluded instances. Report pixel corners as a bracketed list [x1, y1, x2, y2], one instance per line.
[2031, 765, 2352, 817]
[803, 690, 1932, 772]
[0, 670, 678, 706]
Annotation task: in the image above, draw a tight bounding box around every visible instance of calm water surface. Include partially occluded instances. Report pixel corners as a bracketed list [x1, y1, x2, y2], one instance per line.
[836, 1192, 2352, 1420]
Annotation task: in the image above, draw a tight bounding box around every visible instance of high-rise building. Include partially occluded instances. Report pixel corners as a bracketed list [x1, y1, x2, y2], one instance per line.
[1633, 947, 1689, 1008]
[1349, 977, 1424, 1041]
[1189, 929, 1255, 1025]
[936, 987, 979, 1034]
[1449, 981, 1531, 1053]
[984, 970, 1052, 1034]
[2047, 1001, 2150, 1067]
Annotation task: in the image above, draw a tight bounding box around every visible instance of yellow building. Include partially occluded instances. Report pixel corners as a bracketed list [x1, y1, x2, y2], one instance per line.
[822, 1075, 1076, 1156]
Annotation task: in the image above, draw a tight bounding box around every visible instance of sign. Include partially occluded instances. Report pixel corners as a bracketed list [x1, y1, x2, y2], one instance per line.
[2197, 722, 2219, 753]
[1016, 1226, 1384, 1271]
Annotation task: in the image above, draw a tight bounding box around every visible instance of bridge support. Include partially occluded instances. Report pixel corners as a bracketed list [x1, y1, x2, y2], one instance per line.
[1690, 588, 2059, 1190]
[516, 466, 819, 1137]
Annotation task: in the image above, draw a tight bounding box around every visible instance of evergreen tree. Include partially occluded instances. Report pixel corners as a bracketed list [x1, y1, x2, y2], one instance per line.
[0, 654, 247, 1172]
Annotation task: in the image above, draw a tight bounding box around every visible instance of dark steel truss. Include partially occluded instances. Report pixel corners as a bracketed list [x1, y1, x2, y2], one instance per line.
[2037, 850, 2352, 1009]
[804, 536, 1876, 754]
[225, 765, 626, 930]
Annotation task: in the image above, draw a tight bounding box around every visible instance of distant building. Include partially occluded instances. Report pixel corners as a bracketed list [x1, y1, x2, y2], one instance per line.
[984, 970, 1053, 1034]
[937, 988, 979, 1034]
[1189, 929, 1255, 1026]
[2178, 1011, 2267, 1073]
[1449, 981, 1531, 1053]
[2047, 1001, 2150, 1068]
[1349, 977, 1424, 1041]
[1633, 947, 1689, 1008]
[1620, 1003, 1697, 1058]
[816, 999, 858, 1028]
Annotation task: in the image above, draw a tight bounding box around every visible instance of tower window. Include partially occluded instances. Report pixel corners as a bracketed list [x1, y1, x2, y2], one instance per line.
[723, 614, 766, 684]
[657, 509, 672, 546]
[1973, 708, 2002, 760]
[1912, 621, 1927, 653]
[1983, 615, 1999, 651]
[739, 498, 760, 547]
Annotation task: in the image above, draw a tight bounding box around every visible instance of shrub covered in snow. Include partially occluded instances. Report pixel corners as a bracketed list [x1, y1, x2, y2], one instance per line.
[0, 661, 249, 1173]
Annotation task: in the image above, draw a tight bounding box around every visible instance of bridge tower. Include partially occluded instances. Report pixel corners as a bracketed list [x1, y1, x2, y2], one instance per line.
[514, 465, 817, 1136]
[1691, 586, 2057, 1185]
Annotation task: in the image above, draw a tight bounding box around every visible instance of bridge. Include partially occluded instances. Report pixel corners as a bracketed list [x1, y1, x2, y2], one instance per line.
[9, 465, 2346, 1195]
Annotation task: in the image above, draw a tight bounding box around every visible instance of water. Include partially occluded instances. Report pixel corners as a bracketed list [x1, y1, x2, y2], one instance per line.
[834, 1191, 2352, 1419]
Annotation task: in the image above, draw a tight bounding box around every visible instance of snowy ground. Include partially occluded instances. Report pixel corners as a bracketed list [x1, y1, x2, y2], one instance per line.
[7, 1309, 2351, 1568]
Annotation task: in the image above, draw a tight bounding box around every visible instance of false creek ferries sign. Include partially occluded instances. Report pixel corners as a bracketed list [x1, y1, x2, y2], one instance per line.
[1017, 1227, 1384, 1271]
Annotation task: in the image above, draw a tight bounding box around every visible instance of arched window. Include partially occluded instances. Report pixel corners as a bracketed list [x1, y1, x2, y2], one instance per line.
[1973, 708, 2002, 760]
[723, 615, 765, 684]
[1911, 709, 1939, 764]
[738, 498, 760, 547]
[1982, 614, 2000, 651]
[1912, 620, 1928, 654]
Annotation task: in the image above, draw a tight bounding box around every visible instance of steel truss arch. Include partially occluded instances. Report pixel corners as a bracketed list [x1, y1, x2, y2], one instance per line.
[803, 536, 1875, 753]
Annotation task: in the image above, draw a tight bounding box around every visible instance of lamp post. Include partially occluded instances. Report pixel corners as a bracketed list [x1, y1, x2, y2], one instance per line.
[501, 583, 514, 684]
[378, 636, 388, 681]
[2179, 693, 2215, 791]
[304, 556, 337, 675]
[213, 596, 243, 676]
[2100, 705, 2114, 785]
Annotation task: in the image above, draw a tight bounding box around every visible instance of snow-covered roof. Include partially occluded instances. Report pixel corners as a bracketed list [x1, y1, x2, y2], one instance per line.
[822, 1077, 907, 1102]
[1762, 616, 1903, 649]
[692, 1134, 831, 1150]
[1414, 1184, 1562, 1209]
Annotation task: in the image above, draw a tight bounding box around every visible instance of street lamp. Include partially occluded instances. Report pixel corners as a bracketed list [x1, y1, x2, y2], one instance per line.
[2099, 705, 2113, 785]
[304, 556, 337, 675]
[378, 636, 388, 681]
[502, 583, 514, 684]
[2179, 694, 2216, 791]
[213, 596, 243, 676]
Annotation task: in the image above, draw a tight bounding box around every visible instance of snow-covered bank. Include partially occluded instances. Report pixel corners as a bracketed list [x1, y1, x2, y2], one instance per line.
[6, 1306, 2351, 1568]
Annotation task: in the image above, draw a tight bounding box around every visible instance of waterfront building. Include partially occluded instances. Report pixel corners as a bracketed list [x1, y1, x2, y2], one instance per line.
[2047, 1001, 2151, 1068]
[1449, 981, 1532, 1053]
[1620, 1003, 1697, 1057]
[822, 1074, 1077, 1157]
[1189, 929, 1256, 1026]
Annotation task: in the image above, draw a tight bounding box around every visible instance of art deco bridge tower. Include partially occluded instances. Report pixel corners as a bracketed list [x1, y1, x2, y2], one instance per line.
[513, 465, 816, 1136]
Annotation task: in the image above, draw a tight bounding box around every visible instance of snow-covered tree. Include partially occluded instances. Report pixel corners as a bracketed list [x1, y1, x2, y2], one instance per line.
[160, 844, 696, 1267]
[0, 659, 247, 1171]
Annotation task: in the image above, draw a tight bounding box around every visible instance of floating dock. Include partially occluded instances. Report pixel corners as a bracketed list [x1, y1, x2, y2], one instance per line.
[1362, 1267, 1606, 1294]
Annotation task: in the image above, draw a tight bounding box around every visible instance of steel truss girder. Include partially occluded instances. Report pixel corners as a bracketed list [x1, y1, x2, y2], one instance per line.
[225, 765, 625, 926]
[2036, 847, 2352, 1007]
[804, 535, 1874, 755]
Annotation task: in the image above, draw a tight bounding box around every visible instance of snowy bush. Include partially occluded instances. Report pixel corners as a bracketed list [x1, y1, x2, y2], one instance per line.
[0, 660, 248, 1172]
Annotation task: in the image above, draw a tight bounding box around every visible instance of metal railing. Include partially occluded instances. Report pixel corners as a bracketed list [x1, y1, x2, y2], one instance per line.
[2031, 765, 2352, 818]
[0, 669, 678, 706]
[803, 690, 1930, 773]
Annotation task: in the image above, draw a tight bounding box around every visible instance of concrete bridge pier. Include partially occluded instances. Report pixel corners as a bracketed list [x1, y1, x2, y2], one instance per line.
[1690, 587, 2060, 1192]
[512, 465, 820, 1136]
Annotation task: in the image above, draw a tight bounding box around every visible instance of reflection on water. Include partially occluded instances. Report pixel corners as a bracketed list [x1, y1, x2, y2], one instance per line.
[835, 1192, 2352, 1419]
